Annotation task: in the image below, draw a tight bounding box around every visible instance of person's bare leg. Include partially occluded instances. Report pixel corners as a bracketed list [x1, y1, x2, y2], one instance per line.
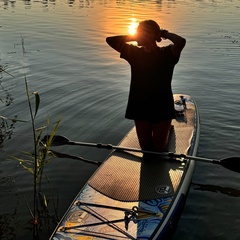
[152, 120, 172, 152]
[134, 120, 152, 151]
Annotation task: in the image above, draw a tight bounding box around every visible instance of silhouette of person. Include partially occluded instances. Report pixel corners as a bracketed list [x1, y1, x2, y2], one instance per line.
[106, 20, 186, 156]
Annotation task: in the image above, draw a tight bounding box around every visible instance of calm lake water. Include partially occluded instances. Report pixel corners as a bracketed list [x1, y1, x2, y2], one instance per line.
[1, 0, 240, 239]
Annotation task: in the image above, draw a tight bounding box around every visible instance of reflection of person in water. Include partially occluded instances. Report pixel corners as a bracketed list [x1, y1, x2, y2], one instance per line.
[106, 20, 186, 155]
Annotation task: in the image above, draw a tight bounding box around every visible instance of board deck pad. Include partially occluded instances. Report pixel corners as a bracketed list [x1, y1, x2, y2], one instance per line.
[88, 95, 195, 202]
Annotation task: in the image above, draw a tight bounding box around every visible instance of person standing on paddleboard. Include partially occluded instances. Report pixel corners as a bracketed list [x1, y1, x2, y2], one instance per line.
[106, 20, 186, 156]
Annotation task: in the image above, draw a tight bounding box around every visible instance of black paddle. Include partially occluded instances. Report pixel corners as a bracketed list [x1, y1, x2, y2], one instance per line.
[42, 135, 240, 173]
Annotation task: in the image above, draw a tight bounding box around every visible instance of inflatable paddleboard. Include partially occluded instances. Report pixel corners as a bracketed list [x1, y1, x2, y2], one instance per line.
[50, 94, 200, 240]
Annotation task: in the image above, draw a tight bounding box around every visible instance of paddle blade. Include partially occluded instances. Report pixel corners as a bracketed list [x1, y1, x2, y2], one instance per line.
[220, 157, 240, 173]
[42, 135, 70, 146]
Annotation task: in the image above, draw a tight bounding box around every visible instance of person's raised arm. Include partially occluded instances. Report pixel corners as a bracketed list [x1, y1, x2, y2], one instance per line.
[160, 30, 186, 57]
[106, 35, 136, 53]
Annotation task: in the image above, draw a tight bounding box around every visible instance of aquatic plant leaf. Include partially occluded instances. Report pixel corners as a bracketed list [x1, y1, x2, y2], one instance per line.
[47, 116, 50, 126]
[33, 92, 40, 119]
[36, 132, 42, 147]
[44, 118, 62, 149]
[43, 194, 48, 208]
[35, 125, 47, 132]
[21, 164, 34, 174]
[12, 156, 34, 174]
[0, 64, 14, 77]
[0, 115, 27, 122]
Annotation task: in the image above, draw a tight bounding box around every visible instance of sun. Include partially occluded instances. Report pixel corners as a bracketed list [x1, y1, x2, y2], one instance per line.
[128, 18, 138, 35]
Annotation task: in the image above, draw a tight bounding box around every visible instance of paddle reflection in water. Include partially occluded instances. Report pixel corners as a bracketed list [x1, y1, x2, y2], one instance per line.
[192, 183, 240, 198]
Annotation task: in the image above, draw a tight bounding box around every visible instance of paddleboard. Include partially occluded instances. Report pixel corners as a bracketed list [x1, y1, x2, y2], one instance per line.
[50, 94, 200, 240]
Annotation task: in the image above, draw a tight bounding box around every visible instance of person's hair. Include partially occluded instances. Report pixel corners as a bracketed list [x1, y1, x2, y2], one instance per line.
[138, 20, 161, 42]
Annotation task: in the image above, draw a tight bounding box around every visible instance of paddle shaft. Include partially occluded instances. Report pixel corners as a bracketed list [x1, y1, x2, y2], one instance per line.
[44, 135, 240, 172]
[64, 140, 215, 163]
